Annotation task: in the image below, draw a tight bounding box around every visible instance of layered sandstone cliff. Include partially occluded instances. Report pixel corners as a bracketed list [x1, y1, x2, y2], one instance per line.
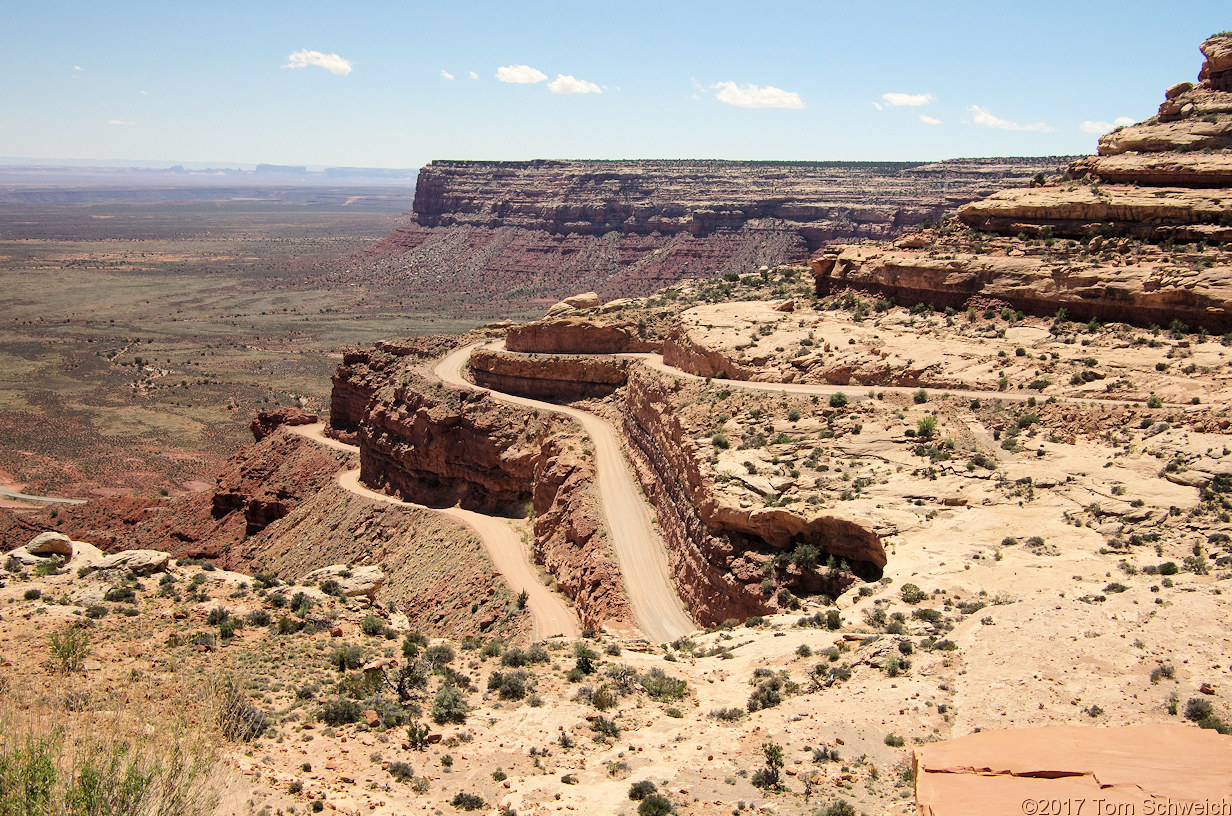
[330, 342, 632, 631]
[359, 158, 1069, 306]
[815, 35, 1232, 331]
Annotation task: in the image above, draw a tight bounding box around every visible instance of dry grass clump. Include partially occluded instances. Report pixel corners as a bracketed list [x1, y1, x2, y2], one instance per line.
[0, 676, 232, 815]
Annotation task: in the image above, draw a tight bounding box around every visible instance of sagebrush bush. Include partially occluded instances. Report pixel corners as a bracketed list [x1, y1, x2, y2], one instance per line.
[0, 725, 217, 816]
[318, 697, 362, 726]
[48, 625, 90, 673]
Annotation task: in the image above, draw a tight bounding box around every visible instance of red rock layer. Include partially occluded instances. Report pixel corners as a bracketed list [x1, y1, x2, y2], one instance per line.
[469, 348, 629, 402]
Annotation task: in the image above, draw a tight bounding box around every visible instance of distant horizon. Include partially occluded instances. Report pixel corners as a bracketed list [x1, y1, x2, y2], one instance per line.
[0, 153, 1084, 174]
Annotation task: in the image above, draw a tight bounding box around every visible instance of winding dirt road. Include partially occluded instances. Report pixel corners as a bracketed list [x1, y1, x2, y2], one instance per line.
[435, 346, 697, 645]
[289, 422, 579, 640]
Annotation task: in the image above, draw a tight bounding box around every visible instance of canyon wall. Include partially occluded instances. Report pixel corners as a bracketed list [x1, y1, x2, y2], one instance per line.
[459, 340, 887, 626]
[617, 366, 885, 625]
[359, 158, 1070, 306]
[331, 343, 632, 631]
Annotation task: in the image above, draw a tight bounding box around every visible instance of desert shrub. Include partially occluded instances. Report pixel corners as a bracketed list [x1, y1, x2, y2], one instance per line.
[1185, 697, 1215, 722]
[590, 716, 620, 738]
[423, 644, 455, 669]
[0, 726, 217, 815]
[387, 760, 414, 782]
[819, 802, 858, 816]
[900, 583, 927, 604]
[590, 685, 618, 711]
[405, 721, 430, 751]
[48, 625, 90, 673]
[750, 742, 784, 790]
[1158, 561, 1179, 576]
[629, 780, 657, 800]
[829, 392, 848, 408]
[500, 647, 530, 667]
[488, 670, 530, 701]
[104, 585, 137, 604]
[23, 588, 42, 601]
[330, 643, 364, 672]
[640, 668, 687, 701]
[275, 615, 303, 635]
[1150, 664, 1175, 683]
[637, 793, 675, 816]
[709, 706, 744, 722]
[318, 697, 362, 726]
[218, 620, 237, 641]
[884, 733, 905, 747]
[450, 792, 485, 811]
[244, 609, 270, 626]
[215, 676, 268, 741]
[747, 676, 784, 712]
[205, 607, 229, 625]
[430, 683, 468, 725]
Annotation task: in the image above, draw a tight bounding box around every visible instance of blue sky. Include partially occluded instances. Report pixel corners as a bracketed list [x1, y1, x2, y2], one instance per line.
[1, 1, 1228, 168]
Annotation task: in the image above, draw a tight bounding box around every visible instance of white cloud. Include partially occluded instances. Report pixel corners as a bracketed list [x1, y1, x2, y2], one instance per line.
[882, 92, 934, 107]
[1079, 116, 1134, 134]
[496, 64, 547, 84]
[440, 69, 454, 80]
[283, 49, 353, 76]
[920, 114, 942, 125]
[968, 104, 1054, 133]
[107, 119, 135, 126]
[712, 81, 804, 109]
[73, 65, 82, 71]
[548, 74, 601, 94]
[468, 71, 479, 80]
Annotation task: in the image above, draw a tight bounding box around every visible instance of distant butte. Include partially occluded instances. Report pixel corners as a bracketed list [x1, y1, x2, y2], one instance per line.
[357, 157, 1070, 306]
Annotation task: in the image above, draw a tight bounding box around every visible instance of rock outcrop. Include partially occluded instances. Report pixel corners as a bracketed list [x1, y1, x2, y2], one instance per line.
[211, 432, 347, 537]
[816, 34, 1232, 331]
[358, 158, 1070, 308]
[469, 347, 629, 402]
[301, 564, 385, 601]
[250, 407, 319, 442]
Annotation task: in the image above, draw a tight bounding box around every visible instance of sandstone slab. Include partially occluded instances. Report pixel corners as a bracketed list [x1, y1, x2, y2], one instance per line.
[915, 724, 1232, 815]
[99, 549, 170, 575]
[27, 532, 73, 556]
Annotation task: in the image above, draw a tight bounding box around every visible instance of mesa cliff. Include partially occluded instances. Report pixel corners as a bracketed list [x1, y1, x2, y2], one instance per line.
[815, 34, 1232, 331]
[358, 158, 1070, 307]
